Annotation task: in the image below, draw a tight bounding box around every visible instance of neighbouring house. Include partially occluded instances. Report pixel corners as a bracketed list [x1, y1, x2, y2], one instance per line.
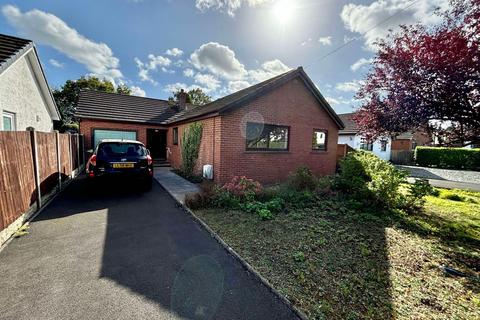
[0, 34, 61, 132]
[76, 67, 344, 184]
[338, 112, 432, 162]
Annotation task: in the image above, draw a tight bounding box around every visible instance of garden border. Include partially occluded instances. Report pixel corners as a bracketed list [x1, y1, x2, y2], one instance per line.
[155, 179, 308, 320]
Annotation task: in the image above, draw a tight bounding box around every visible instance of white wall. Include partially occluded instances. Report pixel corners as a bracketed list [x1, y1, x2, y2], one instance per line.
[0, 53, 54, 132]
[338, 134, 392, 161]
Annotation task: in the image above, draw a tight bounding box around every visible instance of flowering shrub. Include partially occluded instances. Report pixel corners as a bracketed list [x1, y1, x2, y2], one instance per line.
[222, 176, 262, 201]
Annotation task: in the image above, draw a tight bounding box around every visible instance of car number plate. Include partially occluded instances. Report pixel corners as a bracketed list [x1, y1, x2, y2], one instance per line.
[112, 163, 134, 169]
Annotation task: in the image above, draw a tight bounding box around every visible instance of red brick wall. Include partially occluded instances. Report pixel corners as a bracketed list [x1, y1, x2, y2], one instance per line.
[79, 118, 168, 150]
[216, 78, 339, 184]
[167, 117, 222, 181]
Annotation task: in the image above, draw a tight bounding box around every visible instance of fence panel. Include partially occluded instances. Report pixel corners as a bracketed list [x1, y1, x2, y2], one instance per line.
[0, 132, 36, 230]
[36, 132, 59, 196]
[59, 134, 72, 178]
[391, 150, 414, 165]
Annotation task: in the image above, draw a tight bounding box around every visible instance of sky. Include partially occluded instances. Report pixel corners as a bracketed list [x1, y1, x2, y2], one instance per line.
[0, 0, 448, 114]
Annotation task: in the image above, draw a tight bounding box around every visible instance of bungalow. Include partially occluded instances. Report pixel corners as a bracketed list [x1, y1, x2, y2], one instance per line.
[0, 34, 60, 131]
[338, 112, 432, 162]
[76, 67, 344, 184]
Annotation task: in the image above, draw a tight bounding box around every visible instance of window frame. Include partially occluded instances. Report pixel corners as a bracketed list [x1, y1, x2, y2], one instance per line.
[359, 138, 374, 151]
[312, 129, 328, 151]
[380, 139, 388, 152]
[2, 111, 16, 131]
[245, 122, 290, 152]
[173, 127, 179, 145]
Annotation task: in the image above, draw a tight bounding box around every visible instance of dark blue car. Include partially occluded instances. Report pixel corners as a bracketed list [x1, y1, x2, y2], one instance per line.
[86, 140, 153, 189]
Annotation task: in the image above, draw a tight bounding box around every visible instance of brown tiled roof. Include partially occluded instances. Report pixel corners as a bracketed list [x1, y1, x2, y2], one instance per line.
[170, 67, 344, 128]
[76, 90, 178, 125]
[0, 33, 33, 75]
[338, 112, 358, 134]
[76, 67, 345, 129]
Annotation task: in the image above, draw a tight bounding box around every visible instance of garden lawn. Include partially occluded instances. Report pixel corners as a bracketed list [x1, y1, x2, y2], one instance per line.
[195, 189, 480, 320]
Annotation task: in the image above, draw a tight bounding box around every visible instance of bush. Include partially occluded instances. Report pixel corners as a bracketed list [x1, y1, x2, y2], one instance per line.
[287, 166, 317, 191]
[415, 146, 480, 170]
[240, 198, 284, 217]
[181, 122, 203, 178]
[258, 209, 273, 220]
[438, 189, 465, 202]
[211, 187, 240, 209]
[335, 151, 408, 208]
[184, 180, 216, 209]
[407, 178, 435, 206]
[222, 176, 262, 201]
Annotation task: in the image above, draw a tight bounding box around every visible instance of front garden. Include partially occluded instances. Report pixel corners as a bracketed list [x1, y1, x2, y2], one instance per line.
[186, 151, 479, 319]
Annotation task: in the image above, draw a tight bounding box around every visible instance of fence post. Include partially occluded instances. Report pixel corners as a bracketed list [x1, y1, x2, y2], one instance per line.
[28, 128, 42, 210]
[76, 133, 80, 170]
[55, 131, 62, 191]
[67, 133, 73, 178]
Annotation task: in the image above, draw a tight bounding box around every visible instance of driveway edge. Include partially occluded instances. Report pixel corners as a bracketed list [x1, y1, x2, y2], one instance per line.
[154, 179, 308, 320]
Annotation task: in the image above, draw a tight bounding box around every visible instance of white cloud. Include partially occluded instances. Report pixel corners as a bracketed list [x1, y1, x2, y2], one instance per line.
[248, 59, 291, 83]
[130, 86, 146, 97]
[195, 0, 272, 17]
[340, 0, 448, 50]
[318, 36, 332, 46]
[335, 80, 363, 92]
[301, 38, 312, 46]
[163, 82, 201, 94]
[325, 96, 355, 105]
[183, 68, 195, 77]
[190, 42, 247, 80]
[134, 54, 172, 84]
[49, 58, 64, 68]
[165, 47, 183, 57]
[350, 58, 373, 71]
[228, 80, 251, 93]
[2, 5, 122, 82]
[194, 73, 221, 92]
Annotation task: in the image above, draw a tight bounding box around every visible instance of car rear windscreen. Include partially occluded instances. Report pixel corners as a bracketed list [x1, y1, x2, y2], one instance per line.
[98, 143, 146, 157]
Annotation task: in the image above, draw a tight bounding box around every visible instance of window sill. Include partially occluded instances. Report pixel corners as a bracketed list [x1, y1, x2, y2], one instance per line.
[244, 151, 291, 154]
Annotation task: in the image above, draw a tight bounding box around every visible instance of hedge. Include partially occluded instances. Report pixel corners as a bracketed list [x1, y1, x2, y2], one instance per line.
[414, 146, 480, 170]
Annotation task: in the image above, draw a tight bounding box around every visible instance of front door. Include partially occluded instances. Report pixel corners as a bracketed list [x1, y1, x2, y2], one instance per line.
[146, 129, 167, 159]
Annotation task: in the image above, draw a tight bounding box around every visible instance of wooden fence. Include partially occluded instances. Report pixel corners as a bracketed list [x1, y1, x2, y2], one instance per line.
[336, 143, 355, 165]
[0, 130, 84, 243]
[390, 150, 414, 165]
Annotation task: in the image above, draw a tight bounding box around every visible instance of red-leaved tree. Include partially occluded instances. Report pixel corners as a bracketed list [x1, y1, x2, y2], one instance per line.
[354, 0, 480, 146]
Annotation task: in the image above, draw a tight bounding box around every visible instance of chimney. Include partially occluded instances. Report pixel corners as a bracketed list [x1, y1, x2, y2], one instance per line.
[178, 89, 187, 110]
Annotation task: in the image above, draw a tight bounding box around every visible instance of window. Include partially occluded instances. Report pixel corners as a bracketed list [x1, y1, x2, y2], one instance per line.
[312, 129, 328, 150]
[360, 138, 373, 151]
[173, 127, 178, 145]
[97, 142, 146, 157]
[2, 112, 16, 131]
[380, 139, 388, 152]
[246, 122, 289, 151]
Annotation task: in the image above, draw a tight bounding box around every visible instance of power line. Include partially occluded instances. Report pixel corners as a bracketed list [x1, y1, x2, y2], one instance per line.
[304, 0, 423, 68]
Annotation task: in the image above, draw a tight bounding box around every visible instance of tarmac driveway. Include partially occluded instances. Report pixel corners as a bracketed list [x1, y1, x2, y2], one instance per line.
[0, 176, 299, 320]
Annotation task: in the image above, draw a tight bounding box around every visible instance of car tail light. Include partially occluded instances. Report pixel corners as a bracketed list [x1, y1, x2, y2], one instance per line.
[146, 154, 153, 165]
[88, 171, 95, 178]
[89, 154, 97, 166]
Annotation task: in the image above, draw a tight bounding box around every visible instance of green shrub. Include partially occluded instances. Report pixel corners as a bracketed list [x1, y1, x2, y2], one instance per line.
[415, 146, 480, 170]
[407, 179, 435, 206]
[181, 122, 203, 178]
[292, 251, 306, 262]
[276, 188, 316, 208]
[212, 187, 240, 209]
[287, 166, 317, 191]
[240, 198, 284, 218]
[438, 190, 465, 202]
[335, 151, 407, 208]
[258, 209, 273, 220]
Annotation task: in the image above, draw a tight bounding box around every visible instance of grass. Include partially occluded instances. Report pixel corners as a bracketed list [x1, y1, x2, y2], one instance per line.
[195, 188, 480, 319]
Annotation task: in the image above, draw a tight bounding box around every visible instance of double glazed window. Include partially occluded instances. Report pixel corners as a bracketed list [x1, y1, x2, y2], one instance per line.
[360, 138, 373, 151]
[312, 129, 328, 150]
[2, 111, 16, 131]
[380, 139, 388, 152]
[246, 122, 289, 151]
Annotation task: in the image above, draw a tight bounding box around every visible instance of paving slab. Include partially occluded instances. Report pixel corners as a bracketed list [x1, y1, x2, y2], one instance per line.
[154, 167, 200, 204]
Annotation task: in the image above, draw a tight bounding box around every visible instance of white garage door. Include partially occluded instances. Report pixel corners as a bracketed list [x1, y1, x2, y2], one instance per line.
[93, 129, 137, 148]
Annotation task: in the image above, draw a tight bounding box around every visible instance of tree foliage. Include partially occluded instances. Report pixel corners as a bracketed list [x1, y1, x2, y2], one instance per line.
[169, 88, 212, 106]
[354, 0, 480, 146]
[181, 122, 203, 178]
[53, 76, 132, 127]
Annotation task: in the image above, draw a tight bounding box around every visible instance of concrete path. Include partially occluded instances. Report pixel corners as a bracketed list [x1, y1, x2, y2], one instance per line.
[0, 176, 299, 320]
[397, 165, 480, 184]
[154, 167, 199, 204]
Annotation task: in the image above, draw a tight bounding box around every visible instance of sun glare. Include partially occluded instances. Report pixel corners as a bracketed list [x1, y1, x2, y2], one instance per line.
[272, 0, 294, 25]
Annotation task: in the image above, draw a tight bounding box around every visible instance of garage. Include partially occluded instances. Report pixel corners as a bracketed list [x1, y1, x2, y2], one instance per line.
[93, 129, 137, 148]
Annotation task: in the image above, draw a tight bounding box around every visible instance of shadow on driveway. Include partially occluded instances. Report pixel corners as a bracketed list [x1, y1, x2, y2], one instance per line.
[0, 176, 299, 320]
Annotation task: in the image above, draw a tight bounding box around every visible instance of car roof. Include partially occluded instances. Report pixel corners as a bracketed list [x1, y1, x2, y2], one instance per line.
[98, 139, 144, 145]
